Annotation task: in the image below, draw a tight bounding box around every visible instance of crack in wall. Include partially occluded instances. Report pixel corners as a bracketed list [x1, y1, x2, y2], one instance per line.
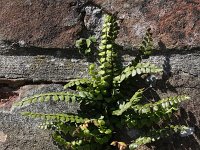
[0, 83, 19, 110]
[0, 78, 67, 110]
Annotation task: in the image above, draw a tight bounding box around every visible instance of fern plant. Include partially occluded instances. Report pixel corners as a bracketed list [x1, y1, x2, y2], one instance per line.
[14, 14, 190, 150]
[75, 36, 96, 55]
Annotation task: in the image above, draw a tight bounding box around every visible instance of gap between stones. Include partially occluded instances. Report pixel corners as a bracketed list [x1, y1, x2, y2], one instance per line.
[0, 78, 66, 110]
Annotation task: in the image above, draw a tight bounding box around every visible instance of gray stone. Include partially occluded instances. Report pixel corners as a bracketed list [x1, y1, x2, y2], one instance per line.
[0, 113, 59, 150]
[0, 84, 79, 150]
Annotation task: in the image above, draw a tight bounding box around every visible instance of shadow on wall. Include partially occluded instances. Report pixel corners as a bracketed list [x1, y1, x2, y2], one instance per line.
[149, 108, 200, 150]
[144, 41, 200, 150]
[0, 40, 82, 59]
[117, 40, 199, 150]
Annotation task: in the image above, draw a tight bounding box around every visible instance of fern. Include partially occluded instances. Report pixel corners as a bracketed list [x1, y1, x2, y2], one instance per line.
[129, 125, 189, 149]
[112, 89, 144, 116]
[75, 36, 96, 55]
[64, 78, 91, 89]
[21, 112, 89, 123]
[14, 92, 83, 107]
[123, 95, 190, 128]
[131, 28, 153, 66]
[114, 62, 163, 84]
[132, 95, 190, 115]
[14, 14, 190, 150]
[139, 28, 154, 56]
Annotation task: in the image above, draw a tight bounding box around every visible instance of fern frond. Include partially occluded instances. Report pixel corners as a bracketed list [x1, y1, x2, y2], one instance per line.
[52, 132, 86, 150]
[123, 95, 190, 128]
[132, 28, 153, 66]
[53, 127, 106, 149]
[78, 91, 94, 99]
[129, 125, 189, 150]
[98, 14, 119, 90]
[112, 89, 143, 116]
[21, 112, 89, 123]
[53, 131, 102, 150]
[75, 36, 96, 55]
[139, 28, 153, 56]
[114, 63, 162, 83]
[38, 121, 53, 130]
[14, 92, 82, 107]
[22, 112, 107, 128]
[132, 95, 190, 115]
[64, 78, 91, 89]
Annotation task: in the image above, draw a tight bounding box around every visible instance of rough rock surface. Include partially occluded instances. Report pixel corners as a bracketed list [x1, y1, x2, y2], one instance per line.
[0, 0, 83, 48]
[0, 0, 199, 49]
[92, 0, 200, 49]
[0, 0, 199, 150]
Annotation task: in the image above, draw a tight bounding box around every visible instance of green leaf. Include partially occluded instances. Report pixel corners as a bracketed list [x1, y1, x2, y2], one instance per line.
[120, 74, 126, 82]
[75, 38, 84, 49]
[136, 68, 141, 74]
[99, 52, 106, 56]
[112, 89, 143, 116]
[38, 96, 44, 102]
[53, 95, 59, 101]
[79, 91, 86, 98]
[44, 96, 50, 102]
[71, 96, 76, 103]
[32, 98, 37, 103]
[101, 39, 107, 44]
[89, 36, 96, 42]
[129, 143, 138, 150]
[86, 39, 91, 47]
[59, 95, 64, 101]
[65, 95, 70, 102]
[106, 44, 113, 49]
[64, 78, 90, 89]
[153, 105, 158, 111]
[100, 58, 106, 63]
[132, 69, 137, 76]
[99, 70, 106, 75]
[145, 67, 150, 73]
[140, 67, 146, 73]
[99, 45, 106, 50]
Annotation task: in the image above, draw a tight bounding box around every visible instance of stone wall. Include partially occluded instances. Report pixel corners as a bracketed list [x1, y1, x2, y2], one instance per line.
[0, 0, 199, 149]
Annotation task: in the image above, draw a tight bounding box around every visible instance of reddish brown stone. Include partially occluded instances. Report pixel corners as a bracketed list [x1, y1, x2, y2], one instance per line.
[1, 0, 199, 49]
[92, 0, 200, 49]
[0, 0, 82, 48]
